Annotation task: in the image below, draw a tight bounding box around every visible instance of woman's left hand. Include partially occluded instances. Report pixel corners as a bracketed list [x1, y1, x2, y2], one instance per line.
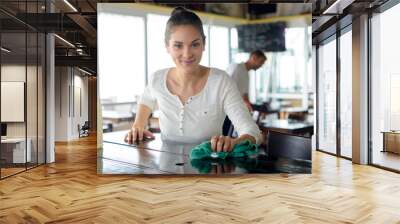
[210, 135, 237, 152]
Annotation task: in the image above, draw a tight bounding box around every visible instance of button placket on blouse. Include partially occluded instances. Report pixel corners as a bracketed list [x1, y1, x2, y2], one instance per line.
[179, 105, 184, 135]
[178, 97, 194, 135]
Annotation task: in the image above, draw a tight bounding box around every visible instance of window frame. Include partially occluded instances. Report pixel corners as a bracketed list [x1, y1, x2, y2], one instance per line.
[314, 22, 353, 160]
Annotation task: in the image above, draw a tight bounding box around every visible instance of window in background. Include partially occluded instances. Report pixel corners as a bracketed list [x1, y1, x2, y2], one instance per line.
[147, 14, 174, 79]
[209, 25, 230, 70]
[371, 3, 400, 171]
[276, 52, 296, 92]
[339, 29, 352, 158]
[318, 37, 337, 154]
[230, 28, 249, 64]
[251, 61, 269, 103]
[230, 26, 311, 103]
[230, 27, 263, 103]
[200, 25, 209, 66]
[98, 13, 145, 103]
[307, 26, 312, 92]
[275, 27, 306, 93]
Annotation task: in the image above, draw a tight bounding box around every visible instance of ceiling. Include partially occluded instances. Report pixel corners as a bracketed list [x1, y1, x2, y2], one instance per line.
[311, 0, 389, 44]
[0, 1, 312, 75]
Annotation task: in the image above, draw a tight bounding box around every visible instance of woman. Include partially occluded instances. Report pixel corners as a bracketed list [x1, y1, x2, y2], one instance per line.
[125, 7, 261, 152]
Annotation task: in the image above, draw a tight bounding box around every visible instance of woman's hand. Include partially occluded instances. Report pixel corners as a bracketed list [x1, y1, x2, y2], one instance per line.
[124, 124, 155, 144]
[210, 135, 237, 152]
[244, 101, 253, 112]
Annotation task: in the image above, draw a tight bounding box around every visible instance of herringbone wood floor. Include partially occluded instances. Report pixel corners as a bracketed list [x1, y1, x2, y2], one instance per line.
[1, 135, 400, 223]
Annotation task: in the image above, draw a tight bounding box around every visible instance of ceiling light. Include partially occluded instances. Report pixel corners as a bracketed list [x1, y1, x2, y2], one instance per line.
[1, 47, 11, 53]
[63, 0, 78, 12]
[323, 0, 354, 15]
[78, 67, 92, 76]
[54, 34, 75, 48]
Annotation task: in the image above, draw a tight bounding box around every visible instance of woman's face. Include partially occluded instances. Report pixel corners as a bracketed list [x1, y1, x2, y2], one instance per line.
[166, 25, 205, 73]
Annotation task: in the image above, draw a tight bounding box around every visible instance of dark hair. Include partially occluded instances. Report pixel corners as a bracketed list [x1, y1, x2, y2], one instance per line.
[250, 50, 267, 60]
[165, 7, 206, 44]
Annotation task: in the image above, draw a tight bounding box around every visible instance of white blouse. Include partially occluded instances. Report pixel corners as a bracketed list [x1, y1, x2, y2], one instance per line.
[227, 63, 249, 96]
[138, 67, 262, 144]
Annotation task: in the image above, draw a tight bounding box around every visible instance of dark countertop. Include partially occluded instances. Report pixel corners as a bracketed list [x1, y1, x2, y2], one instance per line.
[98, 131, 311, 175]
[259, 119, 314, 137]
[261, 119, 313, 130]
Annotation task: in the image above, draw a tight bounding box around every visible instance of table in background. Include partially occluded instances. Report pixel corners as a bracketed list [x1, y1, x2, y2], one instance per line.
[278, 107, 309, 120]
[381, 131, 400, 154]
[260, 119, 314, 137]
[1, 138, 32, 165]
[251, 103, 279, 124]
[102, 110, 134, 123]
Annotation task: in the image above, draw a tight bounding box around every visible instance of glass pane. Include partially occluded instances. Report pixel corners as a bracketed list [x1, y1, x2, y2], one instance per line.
[340, 30, 352, 158]
[27, 31, 38, 168]
[371, 4, 400, 171]
[209, 25, 229, 70]
[38, 33, 45, 164]
[27, 0, 40, 166]
[318, 38, 337, 154]
[1, 31, 27, 177]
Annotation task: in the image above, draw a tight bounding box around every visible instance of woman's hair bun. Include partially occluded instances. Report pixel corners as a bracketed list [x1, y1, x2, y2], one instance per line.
[171, 6, 187, 16]
[165, 6, 205, 44]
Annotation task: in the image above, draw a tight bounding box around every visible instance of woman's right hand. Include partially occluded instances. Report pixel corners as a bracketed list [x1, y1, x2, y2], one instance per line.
[124, 124, 155, 144]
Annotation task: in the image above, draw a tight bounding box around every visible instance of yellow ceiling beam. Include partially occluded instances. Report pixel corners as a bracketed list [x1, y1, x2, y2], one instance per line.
[115, 3, 310, 25]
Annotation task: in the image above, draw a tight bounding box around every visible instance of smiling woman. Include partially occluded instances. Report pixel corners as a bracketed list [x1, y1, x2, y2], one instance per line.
[124, 7, 262, 153]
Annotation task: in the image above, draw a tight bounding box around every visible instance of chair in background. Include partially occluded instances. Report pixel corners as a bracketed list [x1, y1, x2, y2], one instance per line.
[79, 121, 90, 138]
[102, 122, 113, 133]
[266, 131, 311, 161]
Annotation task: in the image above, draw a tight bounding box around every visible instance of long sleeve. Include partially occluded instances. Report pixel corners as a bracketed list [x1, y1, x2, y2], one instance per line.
[138, 80, 157, 111]
[222, 76, 262, 144]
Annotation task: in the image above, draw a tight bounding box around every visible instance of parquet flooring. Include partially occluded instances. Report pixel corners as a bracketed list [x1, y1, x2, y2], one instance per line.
[1, 167, 26, 178]
[1, 135, 400, 223]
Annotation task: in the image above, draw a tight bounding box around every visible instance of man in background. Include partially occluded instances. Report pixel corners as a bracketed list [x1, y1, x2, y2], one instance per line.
[223, 50, 267, 136]
[227, 50, 267, 112]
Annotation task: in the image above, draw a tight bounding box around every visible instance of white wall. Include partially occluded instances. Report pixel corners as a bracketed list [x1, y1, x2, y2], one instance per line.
[55, 67, 69, 141]
[1, 65, 37, 137]
[55, 67, 89, 141]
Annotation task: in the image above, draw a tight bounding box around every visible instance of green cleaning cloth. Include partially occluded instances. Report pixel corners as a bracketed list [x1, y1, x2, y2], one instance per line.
[190, 140, 258, 160]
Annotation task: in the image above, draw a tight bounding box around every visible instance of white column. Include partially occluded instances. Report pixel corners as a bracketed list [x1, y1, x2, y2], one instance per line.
[54, 67, 73, 141]
[46, 33, 55, 163]
[312, 45, 317, 151]
[352, 14, 369, 164]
